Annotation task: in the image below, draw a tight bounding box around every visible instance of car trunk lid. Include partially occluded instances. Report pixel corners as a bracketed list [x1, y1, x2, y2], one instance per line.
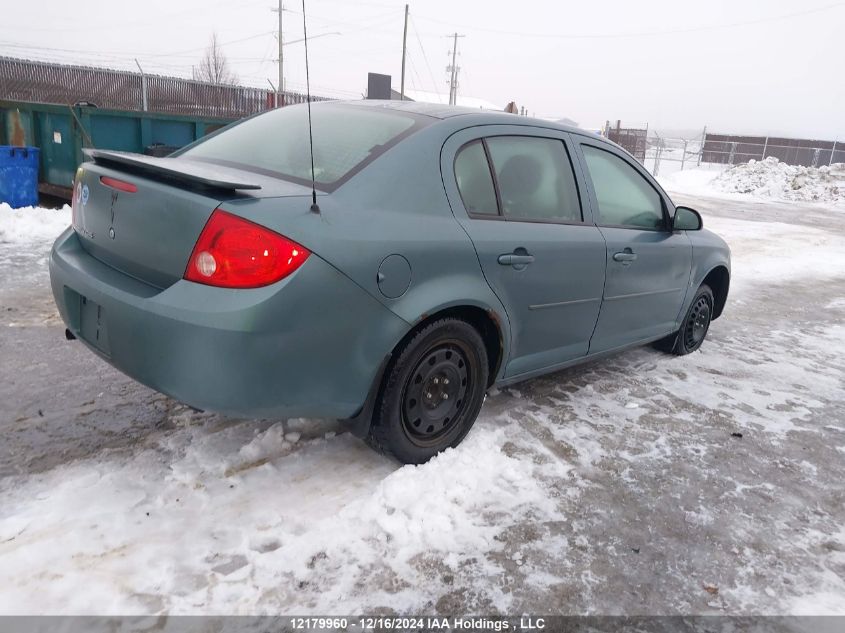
[73, 152, 313, 289]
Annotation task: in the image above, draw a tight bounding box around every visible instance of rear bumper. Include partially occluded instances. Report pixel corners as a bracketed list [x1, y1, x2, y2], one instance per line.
[49, 228, 410, 418]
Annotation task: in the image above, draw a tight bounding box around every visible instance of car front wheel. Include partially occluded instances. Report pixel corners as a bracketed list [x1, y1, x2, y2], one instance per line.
[659, 283, 715, 355]
[366, 318, 489, 465]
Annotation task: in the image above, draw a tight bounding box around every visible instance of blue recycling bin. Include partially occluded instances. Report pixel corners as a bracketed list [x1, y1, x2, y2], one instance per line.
[0, 146, 40, 208]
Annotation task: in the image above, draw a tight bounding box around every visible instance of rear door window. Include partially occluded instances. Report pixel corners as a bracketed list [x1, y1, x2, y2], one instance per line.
[581, 145, 665, 229]
[454, 141, 499, 216]
[486, 136, 582, 223]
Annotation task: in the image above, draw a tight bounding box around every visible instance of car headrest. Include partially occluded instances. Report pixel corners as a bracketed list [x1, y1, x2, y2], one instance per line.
[498, 154, 542, 196]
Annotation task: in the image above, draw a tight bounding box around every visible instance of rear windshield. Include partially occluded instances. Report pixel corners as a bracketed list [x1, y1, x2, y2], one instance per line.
[180, 104, 423, 189]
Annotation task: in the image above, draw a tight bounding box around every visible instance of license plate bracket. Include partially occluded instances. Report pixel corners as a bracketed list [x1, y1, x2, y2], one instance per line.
[79, 295, 111, 356]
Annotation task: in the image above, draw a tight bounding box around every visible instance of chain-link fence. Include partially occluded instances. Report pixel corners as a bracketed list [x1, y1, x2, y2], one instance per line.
[645, 130, 707, 177]
[0, 56, 330, 119]
[701, 134, 844, 168]
[604, 120, 648, 162]
[604, 121, 843, 178]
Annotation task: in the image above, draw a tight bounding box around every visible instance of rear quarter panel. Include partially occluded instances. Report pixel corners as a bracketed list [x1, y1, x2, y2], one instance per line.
[219, 122, 513, 380]
[50, 226, 408, 418]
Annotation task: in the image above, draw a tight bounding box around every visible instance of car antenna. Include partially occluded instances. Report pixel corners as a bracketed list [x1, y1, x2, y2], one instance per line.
[301, 0, 320, 214]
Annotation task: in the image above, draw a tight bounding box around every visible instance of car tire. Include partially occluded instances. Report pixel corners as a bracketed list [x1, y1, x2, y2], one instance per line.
[366, 318, 489, 465]
[657, 284, 715, 356]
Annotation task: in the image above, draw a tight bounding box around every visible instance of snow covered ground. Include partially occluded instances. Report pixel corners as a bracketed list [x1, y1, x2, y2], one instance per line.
[0, 203, 72, 244]
[658, 158, 845, 205]
[1, 198, 844, 615]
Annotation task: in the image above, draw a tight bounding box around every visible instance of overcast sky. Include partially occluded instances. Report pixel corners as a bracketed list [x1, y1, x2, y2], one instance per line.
[2, 0, 843, 138]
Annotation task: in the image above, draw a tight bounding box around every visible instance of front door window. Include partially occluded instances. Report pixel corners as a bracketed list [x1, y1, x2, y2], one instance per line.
[581, 145, 664, 230]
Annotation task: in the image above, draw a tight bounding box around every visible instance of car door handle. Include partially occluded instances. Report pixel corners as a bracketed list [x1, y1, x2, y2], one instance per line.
[498, 253, 535, 266]
[612, 250, 637, 263]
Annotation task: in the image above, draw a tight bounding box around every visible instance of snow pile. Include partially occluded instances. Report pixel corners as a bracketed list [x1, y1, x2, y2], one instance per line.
[711, 157, 845, 202]
[0, 203, 71, 244]
[0, 423, 566, 614]
[657, 166, 724, 195]
[363, 429, 560, 558]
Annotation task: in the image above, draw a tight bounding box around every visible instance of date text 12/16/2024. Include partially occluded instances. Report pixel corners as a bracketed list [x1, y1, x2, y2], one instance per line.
[290, 617, 547, 631]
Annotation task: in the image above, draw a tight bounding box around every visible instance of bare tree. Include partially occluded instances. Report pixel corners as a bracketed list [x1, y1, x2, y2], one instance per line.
[193, 33, 238, 85]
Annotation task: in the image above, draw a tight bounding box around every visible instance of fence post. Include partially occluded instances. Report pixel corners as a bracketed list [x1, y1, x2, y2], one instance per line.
[761, 136, 768, 160]
[831, 140, 837, 166]
[698, 125, 706, 166]
[134, 59, 148, 112]
[728, 142, 736, 165]
[653, 139, 662, 177]
[812, 148, 820, 168]
[681, 139, 688, 171]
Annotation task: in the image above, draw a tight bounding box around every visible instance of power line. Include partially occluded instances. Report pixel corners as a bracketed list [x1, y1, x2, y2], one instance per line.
[312, 0, 399, 9]
[0, 6, 397, 61]
[409, 14, 442, 98]
[0, 31, 277, 60]
[405, 49, 422, 93]
[413, 2, 845, 40]
[283, 7, 401, 31]
[0, 5, 404, 80]
[0, 0, 270, 33]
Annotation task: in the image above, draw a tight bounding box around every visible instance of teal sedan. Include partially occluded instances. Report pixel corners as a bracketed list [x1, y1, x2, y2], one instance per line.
[50, 101, 730, 464]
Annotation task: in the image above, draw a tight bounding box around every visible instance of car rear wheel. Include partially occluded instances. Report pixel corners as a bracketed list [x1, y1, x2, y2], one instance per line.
[657, 284, 714, 355]
[366, 318, 489, 464]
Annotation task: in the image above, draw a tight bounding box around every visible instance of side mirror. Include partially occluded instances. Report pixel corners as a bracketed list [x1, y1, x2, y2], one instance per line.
[673, 206, 703, 231]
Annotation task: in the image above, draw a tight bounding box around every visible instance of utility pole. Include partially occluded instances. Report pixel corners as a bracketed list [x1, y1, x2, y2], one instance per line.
[400, 4, 409, 101]
[273, 0, 284, 107]
[446, 32, 464, 105]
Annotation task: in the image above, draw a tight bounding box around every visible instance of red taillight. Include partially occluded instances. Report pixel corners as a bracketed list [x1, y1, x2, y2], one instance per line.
[100, 176, 138, 193]
[184, 209, 310, 288]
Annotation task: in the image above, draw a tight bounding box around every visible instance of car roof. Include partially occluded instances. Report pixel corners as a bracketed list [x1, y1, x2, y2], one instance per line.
[329, 99, 594, 138]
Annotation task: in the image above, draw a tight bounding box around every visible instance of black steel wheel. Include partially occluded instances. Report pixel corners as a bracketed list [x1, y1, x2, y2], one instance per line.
[367, 318, 489, 464]
[401, 342, 471, 446]
[659, 284, 714, 355]
[683, 294, 712, 350]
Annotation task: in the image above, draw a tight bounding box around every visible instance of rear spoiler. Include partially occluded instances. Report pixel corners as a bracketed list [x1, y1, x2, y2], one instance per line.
[83, 149, 262, 191]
